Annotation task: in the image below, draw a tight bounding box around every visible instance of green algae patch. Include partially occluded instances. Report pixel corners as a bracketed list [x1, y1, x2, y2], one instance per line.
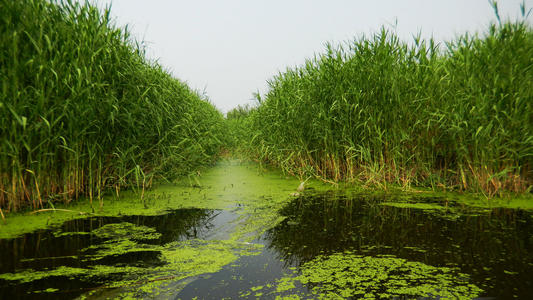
[156, 239, 263, 279]
[273, 252, 483, 299]
[409, 190, 533, 210]
[0, 264, 149, 285]
[378, 196, 508, 221]
[341, 184, 533, 211]
[78, 222, 163, 261]
[0, 266, 88, 283]
[381, 202, 446, 210]
[53, 231, 91, 238]
[91, 222, 161, 241]
[160, 240, 242, 273]
[464, 195, 533, 210]
[83, 238, 156, 261]
[1, 236, 262, 298]
[0, 209, 90, 240]
[33, 288, 60, 294]
[78, 239, 263, 299]
[379, 201, 465, 221]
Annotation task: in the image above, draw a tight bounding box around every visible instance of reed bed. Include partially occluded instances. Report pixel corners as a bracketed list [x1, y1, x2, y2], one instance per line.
[0, 0, 225, 211]
[224, 105, 254, 155]
[247, 16, 532, 195]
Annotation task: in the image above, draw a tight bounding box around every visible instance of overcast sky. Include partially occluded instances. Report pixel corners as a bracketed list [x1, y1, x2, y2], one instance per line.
[86, 0, 532, 113]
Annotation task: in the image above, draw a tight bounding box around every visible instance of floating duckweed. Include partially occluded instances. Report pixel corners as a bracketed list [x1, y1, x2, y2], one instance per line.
[380, 201, 484, 221]
[275, 252, 483, 299]
[79, 222, 162, 260]
[0, 266, 87, 283]
[32, 288, 60, 294]
[0, 264, 148, 285]
[251, 285, 264, 291]
[91, 222, 162, 240]
[381, 202, 446, 210]
[101, 240, 263, 298]
[52, 231, 91, 238]
[275, 295, 302, 300]
[82, 238, 156, 260]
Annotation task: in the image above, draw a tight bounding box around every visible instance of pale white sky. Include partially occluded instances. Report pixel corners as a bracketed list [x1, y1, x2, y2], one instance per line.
[85, 0, 531, 113]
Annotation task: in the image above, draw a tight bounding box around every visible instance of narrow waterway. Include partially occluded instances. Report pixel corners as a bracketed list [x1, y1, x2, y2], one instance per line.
[0, 161, 531, 299]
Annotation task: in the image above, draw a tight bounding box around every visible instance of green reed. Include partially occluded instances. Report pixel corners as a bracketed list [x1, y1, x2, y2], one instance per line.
[224, 104, 255, 156]
[0, 0, 225, 211]
[246, 17, 532, 195]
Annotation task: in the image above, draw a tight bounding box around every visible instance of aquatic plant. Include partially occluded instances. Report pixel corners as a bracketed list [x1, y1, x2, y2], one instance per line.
[246, 6, 533, 195]
[274, 252, 483, 299]
[0, 0, 225, 211]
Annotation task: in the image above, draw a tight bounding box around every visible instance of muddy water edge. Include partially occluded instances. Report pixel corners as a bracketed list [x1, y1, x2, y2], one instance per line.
[0, 160, 531, 299]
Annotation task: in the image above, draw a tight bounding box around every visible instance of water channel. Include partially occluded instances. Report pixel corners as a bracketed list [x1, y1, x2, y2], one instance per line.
[0, 162, 531, 299]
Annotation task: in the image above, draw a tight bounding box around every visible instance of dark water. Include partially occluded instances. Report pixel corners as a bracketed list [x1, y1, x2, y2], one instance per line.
[177, 193, 533, 299]
[1, 193, 532, 299]
[0, 209, 237, 299]
[264, 193, 533, 299]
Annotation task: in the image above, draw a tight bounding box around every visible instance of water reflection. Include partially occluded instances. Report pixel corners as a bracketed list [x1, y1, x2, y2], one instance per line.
[1, 193, 531, 299]
[0, 209, 226, 299]
[264, 192, 533, 299]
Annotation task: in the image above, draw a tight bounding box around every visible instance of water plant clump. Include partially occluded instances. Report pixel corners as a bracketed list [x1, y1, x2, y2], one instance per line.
[245, 9, 533, 196]
[0, 0, 225, 212]
[274, 252, 483, 299]
[91, 222, 161, 241]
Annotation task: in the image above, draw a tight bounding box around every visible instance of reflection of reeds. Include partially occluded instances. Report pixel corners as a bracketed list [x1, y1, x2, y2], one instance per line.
[0, 0, 225, 211]
[247, 5, 532, 195]
[265, 192, 532, 298]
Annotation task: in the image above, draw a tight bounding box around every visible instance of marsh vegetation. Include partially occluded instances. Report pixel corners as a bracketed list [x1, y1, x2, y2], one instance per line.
[0, 0, 532, 299]
[0, 0, 225, 212]
[245, 15, 532, 196]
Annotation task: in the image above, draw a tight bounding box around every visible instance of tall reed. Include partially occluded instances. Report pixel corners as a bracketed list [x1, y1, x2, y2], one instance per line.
[224, 104, 255, 155]
[247, 17, 532, 195]
[0, 0, 225, 211]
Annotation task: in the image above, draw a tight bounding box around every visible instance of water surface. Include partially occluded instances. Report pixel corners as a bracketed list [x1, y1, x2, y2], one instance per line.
[177, 193, 533, 299]
[0, 165, 531, 299]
